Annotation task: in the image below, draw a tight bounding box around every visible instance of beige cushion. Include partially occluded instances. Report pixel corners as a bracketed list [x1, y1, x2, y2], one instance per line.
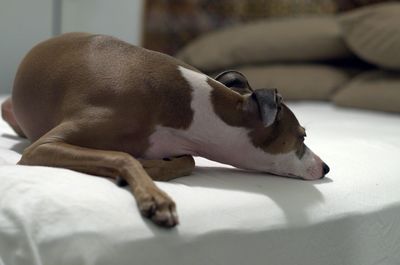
[176, 16, 351, 72]
[235, 64, 350, 101]
[339, 2, 400, 70]
[333, 70, 400, 112]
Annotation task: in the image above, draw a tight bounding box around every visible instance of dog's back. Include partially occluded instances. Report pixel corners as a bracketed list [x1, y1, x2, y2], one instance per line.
[12, 33, 197, 156]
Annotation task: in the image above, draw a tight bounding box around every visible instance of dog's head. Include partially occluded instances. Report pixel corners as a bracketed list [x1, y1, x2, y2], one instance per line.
[214, 70, 330, 180]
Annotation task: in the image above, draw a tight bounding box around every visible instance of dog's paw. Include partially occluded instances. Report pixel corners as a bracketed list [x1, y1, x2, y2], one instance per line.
[135, 187, 179, 228]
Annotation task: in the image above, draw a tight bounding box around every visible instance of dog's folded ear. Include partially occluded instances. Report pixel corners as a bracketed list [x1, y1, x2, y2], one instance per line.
[214, 70, 253, 95]
[215, 71, 282, 127]
[243, 88, 283, 127]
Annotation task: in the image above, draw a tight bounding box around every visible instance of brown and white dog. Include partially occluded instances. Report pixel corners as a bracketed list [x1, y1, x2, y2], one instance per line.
[1, 33, 329, 228]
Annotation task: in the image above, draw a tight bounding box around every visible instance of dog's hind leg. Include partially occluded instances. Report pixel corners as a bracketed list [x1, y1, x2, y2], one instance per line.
[140, 155, 195, 181]
[1, 97, 26, 138]
[18, 123, 179, 228]
[116, 155, 195, 186]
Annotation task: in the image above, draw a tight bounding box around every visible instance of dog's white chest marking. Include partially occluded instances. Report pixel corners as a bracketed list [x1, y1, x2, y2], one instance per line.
[144, 66, 249, 162]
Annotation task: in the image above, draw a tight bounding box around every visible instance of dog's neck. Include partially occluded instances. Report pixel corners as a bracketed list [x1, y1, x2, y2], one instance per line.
[181, 67, 252, 164]
[144, 67, 255, 168]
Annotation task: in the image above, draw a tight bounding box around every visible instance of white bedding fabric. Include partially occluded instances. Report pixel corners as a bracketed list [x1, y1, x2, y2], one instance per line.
[1, 96, 400, 265]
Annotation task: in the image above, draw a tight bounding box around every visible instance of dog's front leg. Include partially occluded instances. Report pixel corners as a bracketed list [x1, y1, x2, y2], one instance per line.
[18, 131, 179, 227]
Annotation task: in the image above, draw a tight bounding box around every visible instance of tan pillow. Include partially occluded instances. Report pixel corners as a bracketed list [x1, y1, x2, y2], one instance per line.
[176, 16, 351, 72]
[333, 70, 400, 112]
[339, 2, 400, 70]
[235, 64, 350, 101]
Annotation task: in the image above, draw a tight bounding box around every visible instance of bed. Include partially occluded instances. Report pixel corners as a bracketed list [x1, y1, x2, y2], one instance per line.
[1, 95, 400, 265]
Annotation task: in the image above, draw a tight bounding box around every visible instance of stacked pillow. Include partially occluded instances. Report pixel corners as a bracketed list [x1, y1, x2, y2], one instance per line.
[177, 16, 353, 102]
[237, 64, 349, 101]
[334, 2, 400, 112]
[333, 70, 400, 112]
[177, 16, 351, 72]
[176, 2, 400, 113]
[338, 2, 400, 70]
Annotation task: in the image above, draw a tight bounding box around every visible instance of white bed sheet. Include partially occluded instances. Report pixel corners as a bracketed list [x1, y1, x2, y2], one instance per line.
[1, 95, 400, 265]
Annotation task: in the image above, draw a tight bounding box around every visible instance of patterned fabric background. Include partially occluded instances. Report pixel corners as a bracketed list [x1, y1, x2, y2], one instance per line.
[142, 0, 391, 55]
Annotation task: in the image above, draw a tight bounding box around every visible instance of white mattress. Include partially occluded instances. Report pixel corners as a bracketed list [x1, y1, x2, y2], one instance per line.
[1, 95, 400, 265]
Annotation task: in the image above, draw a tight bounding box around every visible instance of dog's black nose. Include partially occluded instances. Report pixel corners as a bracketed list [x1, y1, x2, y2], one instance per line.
[322, 162, 330, 176]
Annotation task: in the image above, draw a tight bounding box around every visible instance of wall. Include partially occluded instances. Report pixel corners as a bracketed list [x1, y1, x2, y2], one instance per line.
[0, 0, 143, 95]
[0, 0, 53, 94]
[61, 0, 143, 45]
